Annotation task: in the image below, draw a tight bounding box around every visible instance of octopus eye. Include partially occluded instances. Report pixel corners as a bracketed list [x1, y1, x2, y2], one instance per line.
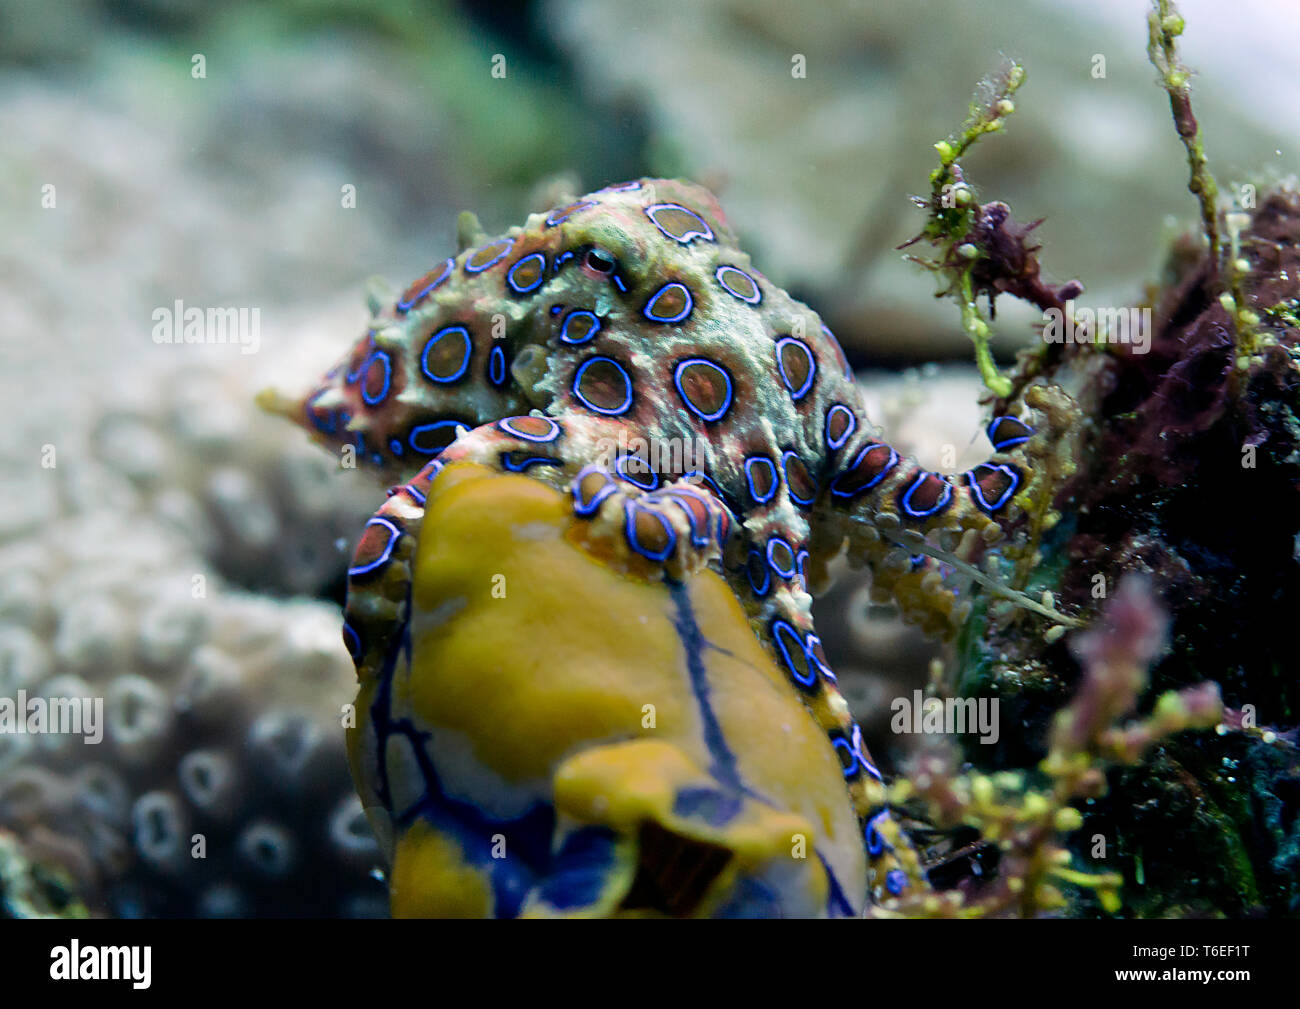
[584, 248, 617, 275]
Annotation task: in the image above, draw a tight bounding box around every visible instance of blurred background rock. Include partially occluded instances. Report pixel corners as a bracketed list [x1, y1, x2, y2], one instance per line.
[1, 0, 1295, 914]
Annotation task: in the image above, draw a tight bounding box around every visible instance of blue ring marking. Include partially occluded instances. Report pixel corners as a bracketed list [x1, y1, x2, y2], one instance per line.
[714, 265, 761, 304]
[572, 356, 634, 416]
[389, 439, 404, 457]
[612, 274, 627, 293]
[832, 737, 859, 779]
[559, 309, 601, 345]
[854, 725, 884, 782]
[345, 351, 367, 385]
[601, 180, 641, 192]
[553, 250, 575, 273]
[545, 200, 596, 227]
[865, 810, 891, 857]
[402, 482, 426, 505]
[796, 549, 810, 590]
[572, 465, 618, 517]
[743, 456, 778, 504]
[746, 550, 771, 597]
[371, 453, 383, 465]
[672, 357, 733, 422]
[488, 344, 508, 387]
[643, 282, 694, 324]
[497, 416, 561, 443]
[408, 419, 464, 455]
[781, 450, 818, 506]
[775, 337, 816, 400]
[420, 325, 473, 384]
[418, 459, 446, 482]
[684, 470, 725, 500]
[965, 463, 1020, 513]
[348, 517, 402, 577]
[342, 621, 361, 660]
[502, 452, 563, 473]
[662, 492, 710, 548]
[615, 455, 659, 490]
[825, 404, 856, 451]
[549, 303, 563, 316]
[987, 415, 1033, 450]
[359, 350, 392, 406]
[830, 443, 899, 499]
[464, 237, 515, 273]
[506, 252, 547, 294]
[396, 257, 455, 313]
[624, 502, 676, 562]
[886, 869, 908, 896]
[771, 620, 816, 688]
[806, 632, 835, 682]
[821, 323, 854, 379]
[644, 203, 715, 243]
[765, 536, 797, 579]
[900, 472, 954, 518]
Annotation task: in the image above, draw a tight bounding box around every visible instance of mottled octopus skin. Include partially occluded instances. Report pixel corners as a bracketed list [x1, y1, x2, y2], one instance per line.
[274, 178, 1066, 908]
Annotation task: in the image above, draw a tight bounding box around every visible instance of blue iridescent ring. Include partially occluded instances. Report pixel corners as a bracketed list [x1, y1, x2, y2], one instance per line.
[359, 350, 392, 406]
[420, 326, 473, 384]
[643, 282, 694, 324]
[497, 416, 561, 443]
[488, 344, 508, 387]
[624, 502, 676, 562]
[396, 257, 455, 313]
[645, 203, 715, 243]
[899, 472, 954, 518]
[464, 237, 515, 274]
[615, 455, 659, 490]
[824, 404, 856, 451]
[766, 536, 797, 579]
[672, 357, 733, 422]
[572, 356, 634, 416]
[347, 517, 402, 578]
[506, 252, 548, 294]
[772, 619, 816, 688]
[743, 456, 778, 504]
[559, 309, 602, 345]
[714, 265, 761, 304]
[408, 419, 464, 455]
